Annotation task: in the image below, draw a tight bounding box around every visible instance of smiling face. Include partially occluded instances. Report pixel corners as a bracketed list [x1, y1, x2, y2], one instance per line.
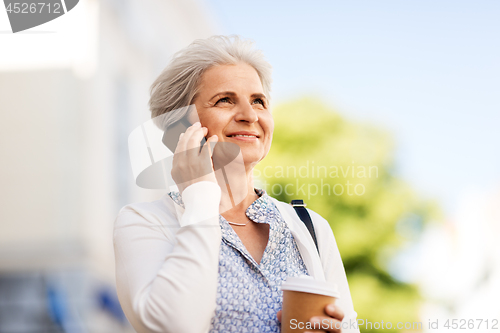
[193, 63, 274, 168]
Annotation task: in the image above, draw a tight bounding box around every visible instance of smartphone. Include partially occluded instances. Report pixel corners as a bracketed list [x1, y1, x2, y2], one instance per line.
[162, 117, 207, 153]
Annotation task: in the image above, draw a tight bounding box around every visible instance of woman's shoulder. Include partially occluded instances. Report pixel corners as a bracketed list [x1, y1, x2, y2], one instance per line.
[268, 196, 331, 231]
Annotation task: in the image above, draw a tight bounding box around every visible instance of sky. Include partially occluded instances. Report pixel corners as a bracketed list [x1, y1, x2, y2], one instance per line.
[204, 0, 500, 216]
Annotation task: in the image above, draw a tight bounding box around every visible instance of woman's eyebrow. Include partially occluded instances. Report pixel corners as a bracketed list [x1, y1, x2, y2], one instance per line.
[251, 93, 267, 101]
[209, 91, 237, 100]
[209, 92, 267, 101]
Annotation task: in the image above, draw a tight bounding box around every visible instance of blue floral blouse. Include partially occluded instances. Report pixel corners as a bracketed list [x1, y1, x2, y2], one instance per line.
[168, 189, 309, 332]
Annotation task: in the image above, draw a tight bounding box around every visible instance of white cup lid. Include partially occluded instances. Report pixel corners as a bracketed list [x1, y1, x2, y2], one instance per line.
[280, 275, 340, 298]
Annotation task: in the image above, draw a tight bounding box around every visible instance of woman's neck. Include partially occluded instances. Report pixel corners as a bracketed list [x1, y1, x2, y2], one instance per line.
[219, 165, 258, 216]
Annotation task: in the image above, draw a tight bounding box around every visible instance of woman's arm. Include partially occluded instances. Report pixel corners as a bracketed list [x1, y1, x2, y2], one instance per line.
[114, 181, 222, 333]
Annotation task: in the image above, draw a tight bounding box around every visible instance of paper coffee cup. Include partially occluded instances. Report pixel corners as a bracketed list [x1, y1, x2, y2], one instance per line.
[280, 275, 339, 333]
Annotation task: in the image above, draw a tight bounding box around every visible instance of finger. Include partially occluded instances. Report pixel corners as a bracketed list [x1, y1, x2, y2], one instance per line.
[200, 134, 218, 160]
[276, 310, 282, 323]
[203, 134, 219, 158]
[176, 121, 200, 154]
[174, 132, 186, 155]
[325, 304, 344, 321]
[185, 128, 208, 161]
[200, 135, 218, 173]
[309, 316, 342, 333]
[173, 123, 202, 163]
[185, 123, 206, 152]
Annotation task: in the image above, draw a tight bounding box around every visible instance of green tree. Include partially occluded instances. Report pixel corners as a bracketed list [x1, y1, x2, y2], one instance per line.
[256, 97, 440, 332]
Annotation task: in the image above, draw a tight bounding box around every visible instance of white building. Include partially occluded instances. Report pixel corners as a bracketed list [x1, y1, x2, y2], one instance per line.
[0, 0, 217, 331]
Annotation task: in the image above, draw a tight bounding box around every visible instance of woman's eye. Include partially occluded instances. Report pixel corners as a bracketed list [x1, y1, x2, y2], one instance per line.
[215, 97, 230, 105]
[253, 98, 265, 106]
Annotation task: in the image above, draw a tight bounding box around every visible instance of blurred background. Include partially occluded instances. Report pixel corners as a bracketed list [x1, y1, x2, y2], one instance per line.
[0, 0, 498, 332]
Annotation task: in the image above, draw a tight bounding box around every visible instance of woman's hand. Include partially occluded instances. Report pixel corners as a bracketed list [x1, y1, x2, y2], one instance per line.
[171, 122, 219, 194]
[277, 303, 345, 333]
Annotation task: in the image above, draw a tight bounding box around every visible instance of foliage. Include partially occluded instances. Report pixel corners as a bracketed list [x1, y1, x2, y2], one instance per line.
[256, 97, 440, 332]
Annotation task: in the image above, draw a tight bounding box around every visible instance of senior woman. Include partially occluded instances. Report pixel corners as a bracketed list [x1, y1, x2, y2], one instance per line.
[114, 35, 359, 333]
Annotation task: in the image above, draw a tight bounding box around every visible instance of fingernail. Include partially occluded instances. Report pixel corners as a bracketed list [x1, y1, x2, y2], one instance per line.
[310, 317, 321, 323]
[327, 304, 335, 312]
[193, 121, 201, 127]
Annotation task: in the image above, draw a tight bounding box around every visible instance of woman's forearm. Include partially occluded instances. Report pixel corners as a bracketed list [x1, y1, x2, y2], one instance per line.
[114, 181, 222, 333]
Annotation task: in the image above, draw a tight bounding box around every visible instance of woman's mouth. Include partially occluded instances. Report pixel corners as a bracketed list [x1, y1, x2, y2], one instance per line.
[227, 135, 259, 142]
[228, 134, 258, 138]
[226, 132, 260, 141]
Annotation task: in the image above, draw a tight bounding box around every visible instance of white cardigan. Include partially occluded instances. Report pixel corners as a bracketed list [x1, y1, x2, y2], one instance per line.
[114, 181, 359, 333]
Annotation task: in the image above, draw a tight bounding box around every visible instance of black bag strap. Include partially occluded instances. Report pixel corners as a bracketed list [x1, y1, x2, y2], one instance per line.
[290, 199, 319, 253]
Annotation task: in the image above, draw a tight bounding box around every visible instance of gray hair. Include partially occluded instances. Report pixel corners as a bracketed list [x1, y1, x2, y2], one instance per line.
[149, 35, 273, 127]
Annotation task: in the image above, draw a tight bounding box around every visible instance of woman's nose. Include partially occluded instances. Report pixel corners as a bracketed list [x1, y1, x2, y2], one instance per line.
[234, 102, 258, 123]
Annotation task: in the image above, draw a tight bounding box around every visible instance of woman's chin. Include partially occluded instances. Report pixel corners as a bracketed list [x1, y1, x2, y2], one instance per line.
[213, 140, 266, 168]
[241, 153, 265, 168]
